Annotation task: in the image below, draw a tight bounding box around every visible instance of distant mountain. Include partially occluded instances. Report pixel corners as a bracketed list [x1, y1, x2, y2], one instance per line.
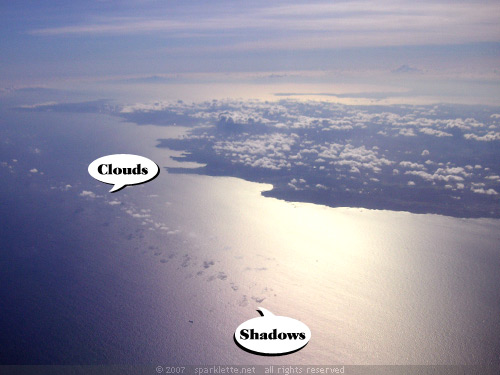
[392, 65, 421, 73]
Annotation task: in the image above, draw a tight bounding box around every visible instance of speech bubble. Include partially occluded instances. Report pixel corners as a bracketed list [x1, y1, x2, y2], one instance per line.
[234, 308, 311, 356]
[88, 154, 160, 193]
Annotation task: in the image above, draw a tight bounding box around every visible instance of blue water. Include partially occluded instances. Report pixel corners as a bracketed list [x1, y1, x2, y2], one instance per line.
[1, 102, 500, 367]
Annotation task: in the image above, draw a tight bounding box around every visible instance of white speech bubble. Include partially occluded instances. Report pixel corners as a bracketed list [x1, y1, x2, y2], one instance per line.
[88, 154, 160, 193]
[234, 308, 311, 355]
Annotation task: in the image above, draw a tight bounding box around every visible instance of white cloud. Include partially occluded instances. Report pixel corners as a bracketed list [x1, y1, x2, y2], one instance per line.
[400, 161, 425, 170]
[399, 128, 416, 137]
[28, 2, 500, 51]
[80, 190, 97, 198]
[471, 187, 498, 195]
[419, 128, 452, 137]
[464, 131, 500, 141]
[405, 170, 465, 182]
[125, 208, 151, 218]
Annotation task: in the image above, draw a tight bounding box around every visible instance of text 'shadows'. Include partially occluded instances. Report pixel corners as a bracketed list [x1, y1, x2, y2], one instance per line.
[234, 308, 311, 356]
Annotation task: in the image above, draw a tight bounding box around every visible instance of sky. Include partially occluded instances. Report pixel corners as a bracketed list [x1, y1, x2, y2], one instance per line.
[1, 0, 500, 103]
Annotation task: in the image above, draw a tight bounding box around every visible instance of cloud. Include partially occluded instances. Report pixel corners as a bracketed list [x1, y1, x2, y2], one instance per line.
[399, 128, 416, 136]
[27, 1, 500, 50]
[79, 190, 97, 198]
[400, 161, 425, 170]
[405, 170, 465, 182]
[419, 128, 452, 137]
[144, 98, 499, 218]
[464, 131, 500, 141]
[213, 133, 295, 170]
[125, 208, 151, 218]
[471, 187, 498, 195]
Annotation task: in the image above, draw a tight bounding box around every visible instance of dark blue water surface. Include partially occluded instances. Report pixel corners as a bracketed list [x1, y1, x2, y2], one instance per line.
[1, 96, 500, 368]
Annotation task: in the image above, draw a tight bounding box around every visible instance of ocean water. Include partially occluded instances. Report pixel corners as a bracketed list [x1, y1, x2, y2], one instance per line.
[0, 105, 499, 367]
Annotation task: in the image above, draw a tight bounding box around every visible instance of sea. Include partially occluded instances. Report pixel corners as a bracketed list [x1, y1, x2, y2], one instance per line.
[0, 87, 499, 372]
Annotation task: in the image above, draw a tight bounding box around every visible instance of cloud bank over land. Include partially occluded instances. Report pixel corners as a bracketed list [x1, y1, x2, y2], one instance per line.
[20, 98, 499, 217]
